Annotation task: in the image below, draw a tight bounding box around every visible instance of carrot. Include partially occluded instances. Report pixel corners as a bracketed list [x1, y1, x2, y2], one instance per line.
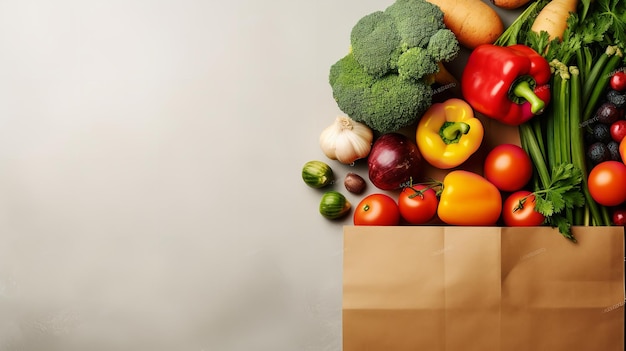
[530, 0, 579, 41]
[493, 0, 532, 10]
[425, 0, 504, 49]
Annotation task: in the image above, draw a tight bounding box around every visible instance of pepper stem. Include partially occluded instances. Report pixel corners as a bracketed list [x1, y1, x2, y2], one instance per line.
[439, 121, 470, 144]
[512, 79, 545, 114]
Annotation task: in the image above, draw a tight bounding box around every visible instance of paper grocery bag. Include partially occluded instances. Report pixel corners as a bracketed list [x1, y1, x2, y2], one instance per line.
[343, 226, 625, 351]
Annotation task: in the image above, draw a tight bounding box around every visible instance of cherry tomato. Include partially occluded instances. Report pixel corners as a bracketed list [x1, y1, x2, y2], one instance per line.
[483, 144, 533, 192]
[502, 190, 545, 226]
[588, 161, 626, 206]
[610, 71, 626, 92]
[612, 208, 626, 226]
[610, 120, 626, 143]
[398, 184, 438, 224]
[354, 193, 400, 226]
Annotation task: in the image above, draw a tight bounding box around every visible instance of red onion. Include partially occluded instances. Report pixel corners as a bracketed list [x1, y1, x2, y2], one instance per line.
[368, 133, 422, 190]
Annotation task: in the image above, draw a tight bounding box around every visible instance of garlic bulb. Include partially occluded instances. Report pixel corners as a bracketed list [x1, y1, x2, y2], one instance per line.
[319, 116, 373, 164]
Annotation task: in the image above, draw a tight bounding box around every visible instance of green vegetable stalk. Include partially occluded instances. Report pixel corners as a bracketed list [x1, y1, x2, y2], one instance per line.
[568, 66, 608, 226]
[581, 46, 624, 122]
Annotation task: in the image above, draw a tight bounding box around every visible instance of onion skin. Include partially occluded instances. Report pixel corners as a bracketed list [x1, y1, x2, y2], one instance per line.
[367, 133, 422, 190]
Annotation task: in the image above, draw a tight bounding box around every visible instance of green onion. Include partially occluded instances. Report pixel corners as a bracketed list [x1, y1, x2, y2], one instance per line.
[582, 47, 624, 122]
[568, 66, 601, 225]
[520, 123, 550, 190]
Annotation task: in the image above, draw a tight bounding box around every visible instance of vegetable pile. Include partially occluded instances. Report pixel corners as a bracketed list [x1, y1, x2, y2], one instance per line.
[303, 0, 626, 242]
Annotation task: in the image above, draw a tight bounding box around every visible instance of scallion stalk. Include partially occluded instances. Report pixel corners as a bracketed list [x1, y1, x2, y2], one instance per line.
[558, 66, 572, 165]
[581, 48, 612, 102]
[520, 123, 550, 190]
[532, 116, 546, 158]
[582, 47, 624, 122]
[569, 66, 602, 226]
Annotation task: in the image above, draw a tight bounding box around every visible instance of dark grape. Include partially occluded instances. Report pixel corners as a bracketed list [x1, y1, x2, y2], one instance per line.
[595, 101, 623, 124]
[606, 89, 626, 109]
[607, 140, 621, 161]
[591, 123, 612, 142]
[587, 142, 611, 165]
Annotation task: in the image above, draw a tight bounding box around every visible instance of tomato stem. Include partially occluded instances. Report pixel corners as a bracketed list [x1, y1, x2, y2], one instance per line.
[513, 197, 528, 212]
[404, 177, 443, 199]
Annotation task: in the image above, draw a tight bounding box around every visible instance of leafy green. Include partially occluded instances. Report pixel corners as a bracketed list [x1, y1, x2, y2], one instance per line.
[534, 0, 626, 65]
[593, 0, 626, 46]
[532, 164, 585, 241]
[494, 0, 549, 47]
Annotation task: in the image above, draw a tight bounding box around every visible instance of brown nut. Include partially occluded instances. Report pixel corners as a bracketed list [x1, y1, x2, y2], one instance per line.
[344, 173, 366, 194]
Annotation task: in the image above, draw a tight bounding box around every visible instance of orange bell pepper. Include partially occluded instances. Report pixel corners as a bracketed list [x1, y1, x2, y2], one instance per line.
[437, 170, 502, 226]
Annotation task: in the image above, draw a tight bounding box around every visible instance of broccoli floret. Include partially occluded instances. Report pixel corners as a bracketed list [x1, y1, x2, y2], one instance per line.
[329, 53, 374, 119]
[330, 0, 460, 133]
[427, 29, 460, 62]
[330, 52, 433, 134]
[350, 11, 403, 78]
[365, 74, 433, 133]
[384, 0, 445, 49]
[397, 47, 438, 81]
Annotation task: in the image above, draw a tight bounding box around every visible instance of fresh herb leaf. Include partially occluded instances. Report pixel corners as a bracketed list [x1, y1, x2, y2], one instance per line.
[494, 0, 549, 47]
[534, 196, 554, 217]
[547, 215, 577, 242]
[525, 30, 553, 57]
[597, 0, 626, 46]
[577, 17, 611, 45]
[531, 163, 585, 241]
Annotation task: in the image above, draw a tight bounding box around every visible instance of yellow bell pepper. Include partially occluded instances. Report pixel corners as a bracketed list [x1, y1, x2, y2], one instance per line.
[437, 170, 502, 226]
[416, 98, 484, 169]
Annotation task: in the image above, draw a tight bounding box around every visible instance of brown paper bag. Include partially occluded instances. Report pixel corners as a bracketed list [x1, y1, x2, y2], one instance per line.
[343, 225, 625, 351]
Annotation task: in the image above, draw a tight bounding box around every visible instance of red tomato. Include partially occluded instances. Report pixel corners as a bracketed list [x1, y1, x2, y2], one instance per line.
[588, 161, 626, 206]
[398, 185, 438, 224]
[610, 71, 626, 92]
[483, 144, 533, 192]
[610, 120, 626, 143]
[612, 208, 626, 226]
[502, 190, 545, 226]
[354, 193, 400, 226]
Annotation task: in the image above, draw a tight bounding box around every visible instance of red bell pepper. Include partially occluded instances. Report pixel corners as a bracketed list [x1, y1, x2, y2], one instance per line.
[461, 44, 551, 126]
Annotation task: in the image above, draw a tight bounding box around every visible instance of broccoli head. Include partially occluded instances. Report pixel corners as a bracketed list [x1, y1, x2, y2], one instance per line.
[330, 52, 433, 134]
[330, 0, 460, 133]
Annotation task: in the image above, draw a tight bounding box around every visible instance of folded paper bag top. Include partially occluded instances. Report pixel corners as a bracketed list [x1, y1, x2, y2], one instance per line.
[343, 225, 625, 351]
